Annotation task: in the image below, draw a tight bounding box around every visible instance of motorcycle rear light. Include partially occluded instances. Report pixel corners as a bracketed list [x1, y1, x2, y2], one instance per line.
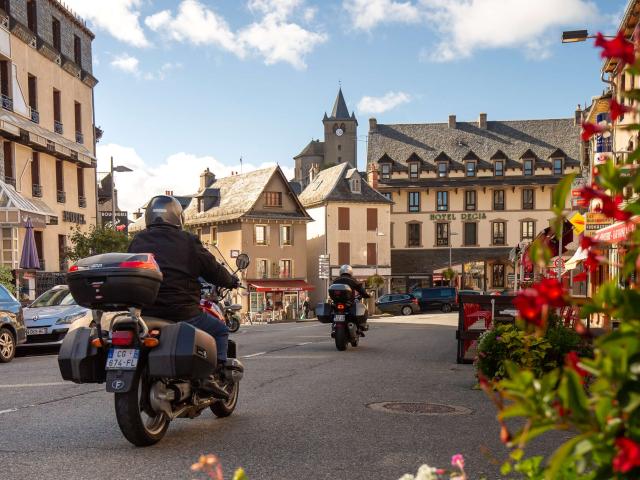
[337, 304, 345, 311]
[143, 337, 159, 348]
[68, 265, 79, 272]
[112, 330, 135, 346]
[119, 260, 157, 270]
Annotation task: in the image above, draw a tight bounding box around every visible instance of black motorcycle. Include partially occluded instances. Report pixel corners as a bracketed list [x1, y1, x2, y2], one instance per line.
[58, 252, 250, 447]
[316, 284, 368, 351]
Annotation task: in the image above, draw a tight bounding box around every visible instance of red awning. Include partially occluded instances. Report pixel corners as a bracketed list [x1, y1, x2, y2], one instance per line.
[592, 216, 640, 244]
[250, 280, 315, 292]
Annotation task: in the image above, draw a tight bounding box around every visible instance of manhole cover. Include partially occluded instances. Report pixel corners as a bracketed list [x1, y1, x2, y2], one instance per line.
[367, 402, 472, 416]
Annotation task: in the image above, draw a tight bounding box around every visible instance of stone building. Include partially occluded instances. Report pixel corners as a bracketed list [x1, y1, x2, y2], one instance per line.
[0, 0, 97, 274]
[367, 113, 582, 293]
[293, 88, 358, 188]
[299, 163, 392, 304]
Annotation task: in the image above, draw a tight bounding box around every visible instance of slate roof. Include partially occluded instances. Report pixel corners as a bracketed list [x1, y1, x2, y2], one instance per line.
[330, 88, 351, 119]
[184, 166, 310, 224]
[299, 163, 393, 207]
[368, 119, 581, 172]
[294, 139, 325, 159]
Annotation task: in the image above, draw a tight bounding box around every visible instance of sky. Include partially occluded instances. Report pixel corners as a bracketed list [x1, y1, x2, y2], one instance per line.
[63, 0, 627, 213]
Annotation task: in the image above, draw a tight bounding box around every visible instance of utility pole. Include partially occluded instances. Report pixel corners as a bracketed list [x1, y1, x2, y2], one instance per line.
[110, 156, 115, 231]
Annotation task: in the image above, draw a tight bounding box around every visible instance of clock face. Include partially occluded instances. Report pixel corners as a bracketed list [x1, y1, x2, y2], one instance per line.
[335, 128, 344, 137]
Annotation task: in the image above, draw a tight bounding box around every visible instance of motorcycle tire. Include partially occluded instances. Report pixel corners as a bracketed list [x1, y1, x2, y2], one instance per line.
[335, 328, 348, 351]
[114, 368, 169, 447]
[227, 317, 240, 333]
[210, 381, 239, 417]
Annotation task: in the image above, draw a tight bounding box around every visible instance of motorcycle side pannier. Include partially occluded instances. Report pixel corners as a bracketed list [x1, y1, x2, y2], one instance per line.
[353, 302, 367, 324]
[148, 323, 217, 379]
[315, 303, 333, 323]
[58, 327, 106, 384]
[67, 253, 163, 311]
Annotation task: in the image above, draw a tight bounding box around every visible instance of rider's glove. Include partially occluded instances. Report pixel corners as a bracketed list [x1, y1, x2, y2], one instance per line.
[230, 275, 241, 289]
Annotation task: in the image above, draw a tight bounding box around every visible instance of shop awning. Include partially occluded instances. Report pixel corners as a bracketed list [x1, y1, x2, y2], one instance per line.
[564, 247, 588, 271]
[250, 280, 315, 292]
[592, 216, 640, 244]
[0, 181, 55, 227]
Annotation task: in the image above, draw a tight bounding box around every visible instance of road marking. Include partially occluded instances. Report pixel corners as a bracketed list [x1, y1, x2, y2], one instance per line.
[296, 342, 312, 346]
[242, 351, 266, 358]
[0, 382, 70, 389]
[0, 408, 18, 415]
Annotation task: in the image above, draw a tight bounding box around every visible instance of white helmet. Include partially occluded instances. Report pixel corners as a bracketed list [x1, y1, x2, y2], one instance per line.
[339, 265, 353, 276]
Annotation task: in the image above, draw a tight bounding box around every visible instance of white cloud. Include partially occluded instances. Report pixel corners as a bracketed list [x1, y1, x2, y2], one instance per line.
[110, 53, 140, 74]
[145, 0, 326, 69]
[97, 144, 293, 214]
[344, 0, 422, 30]
[63, 0, 149, 47]
[357, 91, 411, 114]
[143, 63, 183, 81]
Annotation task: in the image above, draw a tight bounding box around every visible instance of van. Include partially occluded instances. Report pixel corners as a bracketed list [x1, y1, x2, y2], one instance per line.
[411, 287, 458, 313]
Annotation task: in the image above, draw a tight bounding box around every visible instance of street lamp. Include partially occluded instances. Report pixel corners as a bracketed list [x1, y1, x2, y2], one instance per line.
[375, 229, 385, 275]
[449, 232, 459, 286]
[110, 156, 132, 230]
[561, 30, 614, 43]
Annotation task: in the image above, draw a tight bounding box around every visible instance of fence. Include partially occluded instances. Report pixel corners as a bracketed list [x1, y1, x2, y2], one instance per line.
[35, 272, 66, 297]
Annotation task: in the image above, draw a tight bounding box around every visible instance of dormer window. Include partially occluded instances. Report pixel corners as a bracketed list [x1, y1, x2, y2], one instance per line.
[438, 162, 448, 178]
[381, 163, 391, 180]
[523, 159, 533, 176]
[409, 162, 419, 179]
[198, 198, 205, 213]
[465, 161, 476, 177]
[350, 177, 361, 193]
[494, 160, 504, 177]
[553, 158, 563, 175]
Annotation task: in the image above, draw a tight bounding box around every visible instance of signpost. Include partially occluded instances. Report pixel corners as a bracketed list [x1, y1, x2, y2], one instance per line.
[318, 254, 330, 279]
[569, 212, 585, 235]
[584, 212, 614, 237]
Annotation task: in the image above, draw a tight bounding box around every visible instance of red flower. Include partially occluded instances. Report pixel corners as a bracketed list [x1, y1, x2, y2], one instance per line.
[610, 99, 634, 122]
[513, 288, 545, 326]
[581, 121, 606, 141]
[572, 272, 588, 282]
[595, 31, 636, 67]
[580, 234, 597, 250]
[613, 437, 640, 473]
[578, 187, 632, 222]
[534, 278, 565, 308]
[565, 351, 589, 378]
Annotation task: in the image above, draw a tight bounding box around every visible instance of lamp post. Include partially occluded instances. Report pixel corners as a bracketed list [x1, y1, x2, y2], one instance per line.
[110, 156, 133, 230]
[561, 30, 614, 43]
[449, 232, 459, 286]
[375, 229, 385, 295]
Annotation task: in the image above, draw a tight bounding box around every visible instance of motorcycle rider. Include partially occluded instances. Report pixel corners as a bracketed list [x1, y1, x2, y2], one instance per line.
[128, 195, 240, 387]
[331, 265, 370, 332]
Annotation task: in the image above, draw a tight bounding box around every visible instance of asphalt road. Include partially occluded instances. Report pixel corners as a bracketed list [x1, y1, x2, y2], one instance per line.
[2, 314, 515, 480]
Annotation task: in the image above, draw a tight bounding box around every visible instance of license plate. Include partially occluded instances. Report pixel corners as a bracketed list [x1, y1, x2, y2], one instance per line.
[106, 349, 139, 370]
[27, 327, 48, 336]
[334, 315, 346, 322]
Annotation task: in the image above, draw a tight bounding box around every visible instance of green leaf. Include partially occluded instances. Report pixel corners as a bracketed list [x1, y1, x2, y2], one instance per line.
[544, 433, 592, 480]
[501, 461, 513, 476]
[552, 173, 575, 215]
[510, 449, 524, 462]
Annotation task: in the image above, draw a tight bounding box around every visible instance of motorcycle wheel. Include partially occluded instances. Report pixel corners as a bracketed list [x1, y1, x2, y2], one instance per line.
[335, 327, 348, 351]
[227, 317, 240, 333]
[114, 369, 169, 447]
[210, 380, 239, 417]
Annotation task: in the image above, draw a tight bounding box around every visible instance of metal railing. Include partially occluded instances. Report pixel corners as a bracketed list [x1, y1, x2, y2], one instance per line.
[29, 107, 39, 123]
[1, 94, 12, 111]
[32, 183, 42, 197]
[78, 195, 86, 208]
[4, 176, 15, 187]
[436, 237, 449, 246]
[56, 190, 65, 203]
[494, 203, 505, 211]
[75, 131, 83, 144]
[54, 120, 63, 134]
[493, 236, 506, 246]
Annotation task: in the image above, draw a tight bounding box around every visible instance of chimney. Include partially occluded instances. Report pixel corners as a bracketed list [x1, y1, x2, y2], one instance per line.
[574, 105, 582, 126]
[369, 117, 377, 132]
[448, 114, 456, 129]
[309, 163, 319, 183]
[478, 113, 487, 129]
[165, 190, 174, 196]
[367, 162, 379, 189]
[200, 168, 215, 190]
[133, 209, 142, 220]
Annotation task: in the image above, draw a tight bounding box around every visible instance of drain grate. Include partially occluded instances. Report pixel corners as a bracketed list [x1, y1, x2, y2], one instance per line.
[367, 401, 472, 416]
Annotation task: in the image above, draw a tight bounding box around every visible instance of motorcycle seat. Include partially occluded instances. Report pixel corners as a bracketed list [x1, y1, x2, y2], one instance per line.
[142, 316, 173, 331]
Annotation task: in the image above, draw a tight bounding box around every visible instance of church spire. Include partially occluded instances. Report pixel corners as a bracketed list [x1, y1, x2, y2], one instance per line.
[329, 87, 351, 120]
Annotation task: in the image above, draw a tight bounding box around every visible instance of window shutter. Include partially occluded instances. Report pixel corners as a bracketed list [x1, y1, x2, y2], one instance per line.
[367, 208, 377, 231]
[367, 243, 377, 265]
[338, 207, 350, 230]
[338, 242, 350, 265]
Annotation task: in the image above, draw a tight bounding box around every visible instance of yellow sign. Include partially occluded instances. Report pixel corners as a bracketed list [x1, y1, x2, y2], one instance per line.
[569, 212, 585, 235]
[584, 212, 614, 237]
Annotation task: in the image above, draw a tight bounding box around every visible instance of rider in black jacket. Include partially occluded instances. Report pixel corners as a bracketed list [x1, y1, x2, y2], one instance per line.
[128, 195, 238, 365]
[331, 265, 371, 299]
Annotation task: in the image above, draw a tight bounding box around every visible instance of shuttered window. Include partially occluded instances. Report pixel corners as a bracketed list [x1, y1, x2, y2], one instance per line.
[367, 243, 377, 265]
[338, 242, 350, 265]
[338, 207, 350, 230]
[366, 208, 377, 231]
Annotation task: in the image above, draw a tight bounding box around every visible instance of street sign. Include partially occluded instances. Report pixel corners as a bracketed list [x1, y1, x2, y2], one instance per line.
[569, 212, 585, 235]
[553, 257, 565, 269]
[318, 254, 330, 279]
[584, 212, 614, 237]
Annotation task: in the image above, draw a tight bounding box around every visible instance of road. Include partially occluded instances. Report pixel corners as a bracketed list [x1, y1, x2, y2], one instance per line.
[2, 314, 512, 479]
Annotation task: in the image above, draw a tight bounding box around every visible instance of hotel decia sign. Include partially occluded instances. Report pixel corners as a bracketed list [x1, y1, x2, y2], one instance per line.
[429, 213, 488, 221]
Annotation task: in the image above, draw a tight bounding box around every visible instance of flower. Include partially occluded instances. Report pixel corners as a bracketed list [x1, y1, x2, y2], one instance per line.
[565, 351, 589, 379]
[580, 121, 606, 141]
[534, 278, 565, 308]
[613, 437, 640, 473]
[415, 465, 440, 480]
[513, 288, 545, 326]
[451, 454, 465, 469]
[595, 31, 636, 67]
[577, 187, 632, 222]
[500, 424, 512, 444]
[610, 98, 634, 122]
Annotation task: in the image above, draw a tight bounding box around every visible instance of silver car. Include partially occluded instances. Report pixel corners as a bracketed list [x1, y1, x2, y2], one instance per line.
[20, 285, 93, 347]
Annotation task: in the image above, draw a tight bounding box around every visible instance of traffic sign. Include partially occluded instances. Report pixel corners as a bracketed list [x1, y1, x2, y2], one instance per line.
[569, 212, 585, 235]
[319, 254, 330, 279]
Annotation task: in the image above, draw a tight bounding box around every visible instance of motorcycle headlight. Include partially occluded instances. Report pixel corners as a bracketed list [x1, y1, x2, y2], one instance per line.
[56, 312, 86, 325]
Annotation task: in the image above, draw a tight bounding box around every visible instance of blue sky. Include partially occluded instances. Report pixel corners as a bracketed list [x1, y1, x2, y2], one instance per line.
[65, 0, 626, 212]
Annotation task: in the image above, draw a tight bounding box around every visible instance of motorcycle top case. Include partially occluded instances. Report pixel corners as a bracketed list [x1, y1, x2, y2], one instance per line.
[67, 253, 163, 311]
[315, 303, 333, 323]
[328, 284, 353, 304]
[58, 327, 106, 384]
[148, 322, 217, 379]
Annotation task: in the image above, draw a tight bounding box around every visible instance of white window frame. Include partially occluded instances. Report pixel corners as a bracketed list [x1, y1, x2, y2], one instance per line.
[381, 163, 391, 179]
[280, 225, 293, 246]
[279, 259, 293, 278]
[255, 224, 268, 245]
[409, 162, 419, 179]
[256, 258, 269, 279]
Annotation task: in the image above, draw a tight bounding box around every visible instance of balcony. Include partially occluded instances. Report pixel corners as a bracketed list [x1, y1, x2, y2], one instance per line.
[4, 176, 15, 187]
[32, 183, 42, 197]
[56, 190, 65, 203]
[75, 131, 83, 144]
[1, 93, 12, 111]
[78, 195, 86, 208]
[436, 238, 449, 247]
[493, 236, 505, 246]
[54, 120, 63, 134]
[29, 107, 39, 123]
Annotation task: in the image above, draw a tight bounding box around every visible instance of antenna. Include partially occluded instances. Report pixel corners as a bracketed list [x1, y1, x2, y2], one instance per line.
[240, 156, 243, 174]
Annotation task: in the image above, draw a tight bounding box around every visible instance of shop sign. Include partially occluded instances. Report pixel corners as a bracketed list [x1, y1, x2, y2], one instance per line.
[63, 211, 86, 225]
[584, 212, 614, 237]
[230, 250, 239, 258]
[570, 178, 587, 208]
[429, 212, 487, 221]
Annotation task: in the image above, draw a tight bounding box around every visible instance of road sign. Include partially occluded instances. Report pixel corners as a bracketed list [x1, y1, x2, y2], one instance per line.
[584, 212, 614, 237]
[318, 254, 330, 279]
[569, 212, 585, 235]
[553, 257, 565, 269]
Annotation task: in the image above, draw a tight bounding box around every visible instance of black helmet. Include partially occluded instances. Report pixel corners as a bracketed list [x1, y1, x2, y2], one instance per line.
[145, 195, 184, 228]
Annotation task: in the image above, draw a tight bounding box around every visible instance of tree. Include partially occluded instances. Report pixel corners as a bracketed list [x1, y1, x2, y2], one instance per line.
[66, 226, 130, 261]
[0, 265, 15, 295]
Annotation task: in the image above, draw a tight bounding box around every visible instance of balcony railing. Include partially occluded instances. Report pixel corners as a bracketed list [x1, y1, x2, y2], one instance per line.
[4, 176, 15, 187]
[75, 131, 83, 144]
[32, 183, 42, 197]
[1, 94, 12, 111]
[56, 190, 66, 203]
[494, 203, 505, 211]
[436, 238, 449, 247]
[493, 236, 506, 246]
[29, 107, 39, 123]
[78, 195, 86, 208]
[54, 120, 63, 134]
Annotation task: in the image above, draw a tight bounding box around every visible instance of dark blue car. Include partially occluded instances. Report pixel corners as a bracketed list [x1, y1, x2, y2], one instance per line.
[0, 285, 25, 363]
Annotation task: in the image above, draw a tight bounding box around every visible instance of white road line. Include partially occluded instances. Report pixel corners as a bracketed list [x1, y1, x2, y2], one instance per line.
[242, 351, 266, 358]
[0, 408, 18, 415]
[296, 342, 312, 346]
[0, 382, 70, 389]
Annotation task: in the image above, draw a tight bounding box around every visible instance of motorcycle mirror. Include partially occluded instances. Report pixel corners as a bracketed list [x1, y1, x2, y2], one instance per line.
[235, 253, 250, 270]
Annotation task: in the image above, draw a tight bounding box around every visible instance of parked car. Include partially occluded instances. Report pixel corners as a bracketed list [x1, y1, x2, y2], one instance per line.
[20, 285, 93, 348]
[459, 289, 483, 296]
[375, 294, 420, 316]
[0, 285, 26, 363]
[411, 287, 458, 313]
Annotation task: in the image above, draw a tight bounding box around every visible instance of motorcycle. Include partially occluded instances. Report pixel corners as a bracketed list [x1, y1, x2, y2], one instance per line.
[58, 251, 250, 447]
[200, 289, 242, 333]
[316, 283, 368, 351]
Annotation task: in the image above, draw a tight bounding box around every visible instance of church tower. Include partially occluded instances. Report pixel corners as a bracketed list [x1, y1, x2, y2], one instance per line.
[323, 88, 358, 169]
